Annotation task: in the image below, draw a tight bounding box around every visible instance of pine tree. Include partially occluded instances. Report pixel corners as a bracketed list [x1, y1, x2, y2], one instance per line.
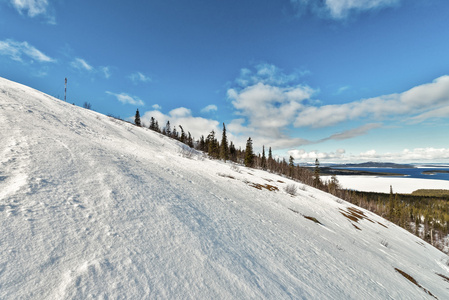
[179, 125, 186, 143]
[220, 123, 229, 162]
[289, 155, 294, 177]
[207, 131, 219, 159]
[135, 109, 141, 127]
[261, 146, 267, 170]
[164, 121, 171, 136]
[314, 158, 321, 187]
[244, 137, 254, 167]
[229, 141, 237, 162]
[268, 147, 273, 171]
[187, 132, 194, 148]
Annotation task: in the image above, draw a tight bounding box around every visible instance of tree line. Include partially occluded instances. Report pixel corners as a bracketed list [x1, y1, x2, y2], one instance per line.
[134, 109, 449, 254]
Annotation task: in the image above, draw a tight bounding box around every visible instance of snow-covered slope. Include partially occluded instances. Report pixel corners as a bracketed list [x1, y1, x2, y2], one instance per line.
[1, 77, 448, 299]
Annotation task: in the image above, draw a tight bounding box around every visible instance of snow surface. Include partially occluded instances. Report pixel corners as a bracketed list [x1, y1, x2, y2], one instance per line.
[322, 175, 449, 194]
[1, 77, 449, 299]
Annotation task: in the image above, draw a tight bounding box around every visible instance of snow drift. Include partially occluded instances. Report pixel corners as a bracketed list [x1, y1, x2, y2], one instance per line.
[1, 77, 448, 299]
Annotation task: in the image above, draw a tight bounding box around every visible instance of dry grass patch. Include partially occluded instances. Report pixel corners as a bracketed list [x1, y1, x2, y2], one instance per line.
[437, 273, 449, 283]
[245, 181, 279, 192]
[395, 268, 437, 299]
[217, 173, 236, 180]
[303, 215, 323, 225]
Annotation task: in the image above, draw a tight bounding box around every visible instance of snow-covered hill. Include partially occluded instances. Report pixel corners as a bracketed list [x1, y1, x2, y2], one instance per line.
[1, 77, 448, 299]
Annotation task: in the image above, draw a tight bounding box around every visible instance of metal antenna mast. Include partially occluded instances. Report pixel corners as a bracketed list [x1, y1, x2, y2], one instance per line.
[64, 78, 67, 102]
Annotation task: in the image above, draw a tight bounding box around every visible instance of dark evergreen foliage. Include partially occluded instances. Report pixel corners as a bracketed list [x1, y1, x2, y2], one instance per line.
[244, 137, 254, 167]
[134, 109, 141, 127]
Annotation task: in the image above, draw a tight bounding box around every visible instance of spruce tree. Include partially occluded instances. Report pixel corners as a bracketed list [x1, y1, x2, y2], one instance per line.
[261, 146, 267, 170]
[229, 141, 237, 162]
[314, 158, 321, 187]
[289, 155, 294, 177]
[244, 137, 254, 167]
[207, 131, 219, 159]
[220, 123, 229, 162]
[164, 121, 171, 136]
[135, 109, 141, 127]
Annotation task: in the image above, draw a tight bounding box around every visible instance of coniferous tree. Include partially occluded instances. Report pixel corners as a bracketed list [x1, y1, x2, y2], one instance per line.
[244, 137, 254, 167]
[268, 147, 273, 171]
[289, 155, 295, 177]
[149, 117, 157, 131]
[187, 132, 194, 148]
[314, 158, 321, 187]
[164, 121, 171, 136]
[261, 146, 267, 170]
[229, 141, 237, 162]
[220, 123, 229, 162]
[198, 135, 206, 151]
[179, 125, 186, 143]
[207, 130, 219, 159]
[135, 109, 141, 127]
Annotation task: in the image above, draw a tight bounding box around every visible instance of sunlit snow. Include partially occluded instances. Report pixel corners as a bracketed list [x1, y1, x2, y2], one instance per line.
[1, 77, 448, 299]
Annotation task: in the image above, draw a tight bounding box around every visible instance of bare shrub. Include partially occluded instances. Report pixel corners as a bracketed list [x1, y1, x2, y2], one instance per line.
[284, 184, 297, 196]
[230, 165, 241, 173]
[179, 146, 196, 159]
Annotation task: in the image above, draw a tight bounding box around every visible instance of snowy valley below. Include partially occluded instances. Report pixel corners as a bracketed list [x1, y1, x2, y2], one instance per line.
[1, 77, 449, 299]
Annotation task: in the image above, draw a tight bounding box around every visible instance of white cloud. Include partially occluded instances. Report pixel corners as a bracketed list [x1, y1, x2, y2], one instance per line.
[201, 104, 218, 113]
[322, 123, 382, 141]
[11, 0, 55, 23]
[106, 91, 144, 106]
[291, 0, 400, 19]
[288, 148, 346, 161]
[141, 108, 219, 140]
[12, 0, 48, 16]
[101, 66, 111, 79]
[295, 75, 449, 128]
[288, 147, 449, 162]
[152, 104, 162, 110]
[228, 82, 315, 137]
[0, 39, 54, 63]
[356, 148, 449, 162]
[129, 72, 152, 83]
[71, 58, 93, 71]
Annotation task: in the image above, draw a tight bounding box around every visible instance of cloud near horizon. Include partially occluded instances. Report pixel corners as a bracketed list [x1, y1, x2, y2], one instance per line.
[288, 147, 449, 163]
[0, 39, 54, 63]
[141, 107, 219, 140]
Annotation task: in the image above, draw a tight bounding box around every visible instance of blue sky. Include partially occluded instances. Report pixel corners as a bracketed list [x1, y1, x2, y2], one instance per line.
[1, 0, 448, 163]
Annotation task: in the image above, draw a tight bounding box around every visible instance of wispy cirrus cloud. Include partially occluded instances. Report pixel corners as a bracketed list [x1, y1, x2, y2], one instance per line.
[291, 0, 400, 19]
[70, 58, 111, 79]
[70, 58, 93, 71]
[0, 39, 55, 63]
[106, 91, 144, 106]
[129, 72, 152, 84]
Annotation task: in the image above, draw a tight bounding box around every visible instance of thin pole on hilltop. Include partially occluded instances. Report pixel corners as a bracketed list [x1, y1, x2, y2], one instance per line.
[64, 78, 67, 102]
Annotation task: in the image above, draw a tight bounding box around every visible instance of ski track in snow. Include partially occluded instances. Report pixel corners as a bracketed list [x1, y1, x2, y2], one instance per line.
[1, 77, 449, 299]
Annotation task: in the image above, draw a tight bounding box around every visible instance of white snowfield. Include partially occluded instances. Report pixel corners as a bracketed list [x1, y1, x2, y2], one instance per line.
[322, 175, 449, 194]
[1, 77, 448, 299]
